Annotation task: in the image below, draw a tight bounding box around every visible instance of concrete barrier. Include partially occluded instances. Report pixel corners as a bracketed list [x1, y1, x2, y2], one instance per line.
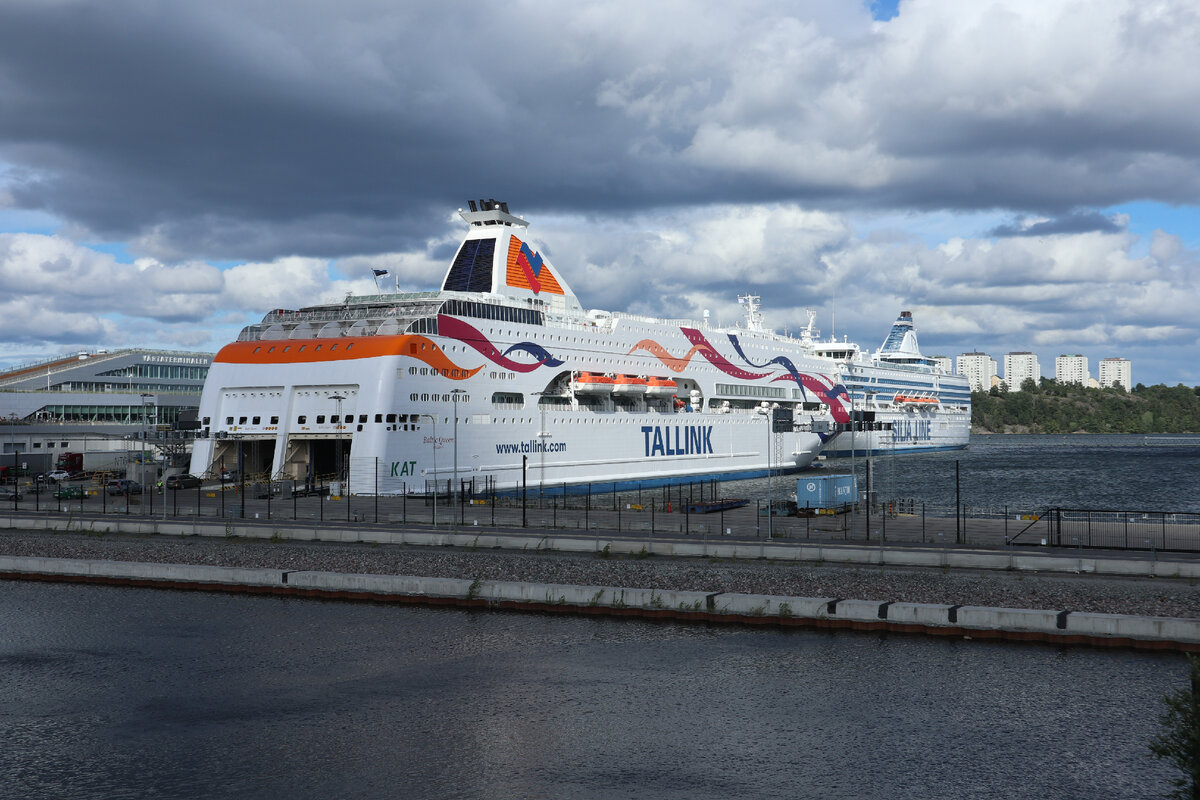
[956, 606, 1063, 635]
[4, 554, 1200, 648]
[887, 602, 956, 627]
[287, 571, 472, 597]
[828, 598, 890, 623]
[1067, 612, 1200, 644]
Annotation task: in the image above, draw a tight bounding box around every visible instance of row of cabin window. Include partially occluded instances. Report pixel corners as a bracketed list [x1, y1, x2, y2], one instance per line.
[250, 343, 356, 355]
[214, 412, 423, 426]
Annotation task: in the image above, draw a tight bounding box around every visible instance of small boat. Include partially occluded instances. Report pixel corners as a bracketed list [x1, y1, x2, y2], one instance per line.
[572, 372, 614, 394]
[645, 376, 677, 397]
[893, 394, 939, 407]
[612, 374, 648, 396]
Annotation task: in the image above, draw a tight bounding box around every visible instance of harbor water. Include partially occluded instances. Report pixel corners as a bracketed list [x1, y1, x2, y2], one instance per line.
[0, 580, 1182, 799]
[723, 433, 1200, 513]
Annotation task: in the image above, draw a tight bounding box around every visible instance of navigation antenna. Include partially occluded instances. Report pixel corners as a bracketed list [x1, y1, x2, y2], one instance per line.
[738, 294, 764, 332]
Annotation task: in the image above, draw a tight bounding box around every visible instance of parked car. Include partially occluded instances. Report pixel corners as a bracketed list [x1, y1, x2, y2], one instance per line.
[165, 473, 202, 490]
[105, 479, 143, 496]
[1, 488, 22, 501]
[46, 470, 71, 483]
[220, 468, 240, 482]
[53, 485, 86, 499]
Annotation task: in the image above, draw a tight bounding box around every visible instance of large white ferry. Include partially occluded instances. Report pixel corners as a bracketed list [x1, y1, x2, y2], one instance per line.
[806, 310, 972, 458]
[190, 200, 967, 494]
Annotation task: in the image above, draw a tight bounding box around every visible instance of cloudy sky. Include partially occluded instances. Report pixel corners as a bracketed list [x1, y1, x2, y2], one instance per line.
[1, 0, 1197, 385]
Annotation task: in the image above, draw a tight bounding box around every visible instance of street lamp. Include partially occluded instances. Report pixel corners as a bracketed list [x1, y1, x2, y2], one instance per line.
[451, 388, 465, 522]
[329, 394, 345, 490]
[419, 412, 437, 527]
[140, 393, 155, 511]
[765, 406, 773, 540]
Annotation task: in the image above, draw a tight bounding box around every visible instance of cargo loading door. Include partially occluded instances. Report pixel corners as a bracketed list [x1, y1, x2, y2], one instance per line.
[281, 437, 352, 485]
[208, 438, 276, 481]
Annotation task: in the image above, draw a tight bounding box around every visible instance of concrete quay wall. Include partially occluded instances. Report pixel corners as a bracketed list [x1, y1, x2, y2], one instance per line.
[3, 555, 1200, 651]
[4, 512, 1200, 580]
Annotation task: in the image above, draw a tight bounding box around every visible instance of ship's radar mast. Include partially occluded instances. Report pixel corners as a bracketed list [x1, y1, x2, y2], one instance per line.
[799, 308, 818, 346]
[738, 294, 764, 332]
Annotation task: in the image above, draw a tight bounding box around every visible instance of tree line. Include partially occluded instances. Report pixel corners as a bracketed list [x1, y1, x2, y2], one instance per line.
[970, 378, 1200, 434]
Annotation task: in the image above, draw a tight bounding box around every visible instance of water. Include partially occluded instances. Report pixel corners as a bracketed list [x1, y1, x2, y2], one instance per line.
[0, 581, 1183, 799]
[720, 434, 1200, 513]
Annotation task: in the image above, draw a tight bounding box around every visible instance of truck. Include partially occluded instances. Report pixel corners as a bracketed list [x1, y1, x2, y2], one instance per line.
[54, 451, 129, 475]
[0, 464, 29, 484]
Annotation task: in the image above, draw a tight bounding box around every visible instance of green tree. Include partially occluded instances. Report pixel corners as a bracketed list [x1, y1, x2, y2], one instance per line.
[1150, 654, 1200, 799]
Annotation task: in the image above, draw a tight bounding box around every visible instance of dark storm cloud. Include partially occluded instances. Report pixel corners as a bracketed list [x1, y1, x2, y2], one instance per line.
[987, 212, 1125, 238]
[0, 1, 656, 258]
[1, 0, 1199, 265]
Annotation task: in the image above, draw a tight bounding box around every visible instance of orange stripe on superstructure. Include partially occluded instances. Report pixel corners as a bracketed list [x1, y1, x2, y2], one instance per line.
[214, 335, 482, 380]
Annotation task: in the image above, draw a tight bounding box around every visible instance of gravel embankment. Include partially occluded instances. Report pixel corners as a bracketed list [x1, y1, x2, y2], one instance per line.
[3, 530, 1200, 619]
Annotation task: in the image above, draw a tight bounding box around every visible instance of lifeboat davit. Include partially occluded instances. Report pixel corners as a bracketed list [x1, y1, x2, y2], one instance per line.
[612, 374, 649, 396]
[572, 372, 615, 394]
[645, 376, 677, 398]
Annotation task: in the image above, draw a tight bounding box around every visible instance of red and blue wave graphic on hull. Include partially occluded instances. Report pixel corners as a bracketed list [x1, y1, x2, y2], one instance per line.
[437, 314, 564, 373]
[726, 334, 850, 422]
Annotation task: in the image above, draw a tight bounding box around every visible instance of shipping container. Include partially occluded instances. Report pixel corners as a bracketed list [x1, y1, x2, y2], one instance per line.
[795, 473, 858, 510]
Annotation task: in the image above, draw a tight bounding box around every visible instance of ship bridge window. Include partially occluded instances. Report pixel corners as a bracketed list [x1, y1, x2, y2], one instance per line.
[317, 415, 326, 424]
[238, 416, 247, 425]
[375, 413, 383, 423]
[252, 416, 261, 425]
[270, 416, 279, 424]
[386, 413, 397, 423]
[330, 415, 339, 424]
[225, 416, 233, 425]
[358, 414, 367, 423]
[440, 298, 543, 326]
[297, 415, 306, 424]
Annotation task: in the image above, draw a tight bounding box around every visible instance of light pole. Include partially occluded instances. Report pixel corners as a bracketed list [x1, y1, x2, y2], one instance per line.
[140, 393, 155, 510]
[451, 388, 465, 523]
[420, 413, 437, 527]
[765, 407, 773, 540]
[532, 392, 551, 502]
[329, 394, 345, 492]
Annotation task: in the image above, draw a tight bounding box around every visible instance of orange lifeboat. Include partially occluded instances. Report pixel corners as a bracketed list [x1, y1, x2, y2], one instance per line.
[612, 374, 649, 396]
[645, 376, 677, 398]
[894, 394, 939, 406]
[572, 372, 614, 394]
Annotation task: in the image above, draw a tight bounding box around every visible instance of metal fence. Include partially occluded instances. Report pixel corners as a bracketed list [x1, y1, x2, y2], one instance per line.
[6, 467, 1200, 555]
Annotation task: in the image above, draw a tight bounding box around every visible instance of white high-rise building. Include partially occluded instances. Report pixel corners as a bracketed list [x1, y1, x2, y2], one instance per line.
[1003, 352, 1041, 390]
[932, 355, 953, 374]
[957, 351, 997, 392]
[1098, 357, 1132, 391]
[1055, 354, 1090, 385]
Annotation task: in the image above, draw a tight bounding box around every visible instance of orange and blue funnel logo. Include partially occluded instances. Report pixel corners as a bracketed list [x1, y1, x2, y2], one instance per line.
[507, 236, 564, 295]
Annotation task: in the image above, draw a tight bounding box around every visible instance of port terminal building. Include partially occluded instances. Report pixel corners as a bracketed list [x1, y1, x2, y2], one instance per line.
[0, 349, 212, 475]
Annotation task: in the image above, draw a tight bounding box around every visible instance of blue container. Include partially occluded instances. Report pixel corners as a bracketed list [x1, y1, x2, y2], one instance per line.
[795, 474, 857, 510]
